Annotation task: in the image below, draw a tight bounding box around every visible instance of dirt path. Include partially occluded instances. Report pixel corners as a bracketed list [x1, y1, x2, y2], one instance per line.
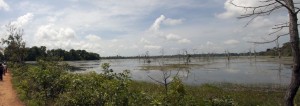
[0, 71, 24, 106]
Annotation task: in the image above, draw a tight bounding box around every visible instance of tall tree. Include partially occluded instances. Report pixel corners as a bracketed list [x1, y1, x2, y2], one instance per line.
[25, 46, 47, 61]
[230, 0, 300, 105]
[2, 23, 27, 63]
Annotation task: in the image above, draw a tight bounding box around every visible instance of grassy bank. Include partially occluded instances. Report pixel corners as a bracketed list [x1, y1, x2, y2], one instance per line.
[9, 61, 300, 106]
[131, 81, 300, 106]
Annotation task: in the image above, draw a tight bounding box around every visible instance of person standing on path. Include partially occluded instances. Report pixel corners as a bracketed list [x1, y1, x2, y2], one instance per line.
[3, 62, 7, 75]
[0, 63, 3, 81]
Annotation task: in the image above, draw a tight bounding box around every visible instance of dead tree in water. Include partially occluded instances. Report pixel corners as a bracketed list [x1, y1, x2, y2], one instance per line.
[276, 39, 282, 59]
[225, 50, 230, 62]
[144, 51, 151, 64]
[184, 50, 191, 65]
[160, 49, 165, 65]
[254, 49, 257, 61]
[248, 49, 252, 60]
[230, 0, 300, 105]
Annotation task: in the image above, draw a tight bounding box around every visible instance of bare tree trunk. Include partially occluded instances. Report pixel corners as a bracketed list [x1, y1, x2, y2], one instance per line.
[228, 0, 300, 104]
[285, 1, 300, 105]
[276, 39, 282, 59]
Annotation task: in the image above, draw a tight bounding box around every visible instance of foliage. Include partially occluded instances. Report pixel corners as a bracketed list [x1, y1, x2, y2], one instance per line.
[11, 61, 239, 106]
[258, 42, 293, 56]
[24, 46, 100, 61]
[2, 23, 27, 63]
[11, 62, 148, 105]
[12, 60, 69, 105]
[205, 96, 236, 106]
[25, 46, 47, 61]
[13, 61, 300, 105]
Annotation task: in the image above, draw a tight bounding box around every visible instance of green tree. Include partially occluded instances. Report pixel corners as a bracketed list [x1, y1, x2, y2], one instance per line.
[25, 46, 47, 61]
[2, 23, 27, 63]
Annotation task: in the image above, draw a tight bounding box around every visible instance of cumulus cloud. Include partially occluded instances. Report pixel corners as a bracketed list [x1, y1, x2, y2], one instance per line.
[166, 33, 181, 40]
[147, 15, 191, 44]
[85, 34, 102, 42]
[35, 24, 76, 41]
[224, 39, 240, 45]
[0, 0, 9, 11]
[149, 15, 166, 32]
[11, 13, 34, 28]
[3, 0, 282, 56]
[33, 24, 106, 54]
[217, 0, 269, 19]
[161, 33, 191, 44]
[149, 15, 184, 32]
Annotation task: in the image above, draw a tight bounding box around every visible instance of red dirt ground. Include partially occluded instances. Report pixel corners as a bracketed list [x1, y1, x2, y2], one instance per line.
[0, 71, 24, 106]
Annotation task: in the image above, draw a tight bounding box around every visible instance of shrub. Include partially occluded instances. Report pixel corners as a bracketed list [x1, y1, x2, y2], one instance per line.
[11, 62, 237, 106]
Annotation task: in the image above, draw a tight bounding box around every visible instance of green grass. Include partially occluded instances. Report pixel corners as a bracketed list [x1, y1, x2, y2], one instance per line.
[130, 81, 300, 106]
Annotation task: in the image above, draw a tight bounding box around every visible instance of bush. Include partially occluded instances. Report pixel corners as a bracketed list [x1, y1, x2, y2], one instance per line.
[12, 62, 144, 105]
[206, 96, 236, 106]
[11, 62, 237, 106]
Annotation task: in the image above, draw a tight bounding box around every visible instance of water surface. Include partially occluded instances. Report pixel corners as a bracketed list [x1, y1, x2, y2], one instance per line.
[68, 57, 292, 85]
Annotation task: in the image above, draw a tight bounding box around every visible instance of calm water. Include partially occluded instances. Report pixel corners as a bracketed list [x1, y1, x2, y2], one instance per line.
[67, 57, 292, 85]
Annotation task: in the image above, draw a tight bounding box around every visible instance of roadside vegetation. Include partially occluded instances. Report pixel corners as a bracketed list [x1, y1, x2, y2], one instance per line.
[9, 60, 300, 106]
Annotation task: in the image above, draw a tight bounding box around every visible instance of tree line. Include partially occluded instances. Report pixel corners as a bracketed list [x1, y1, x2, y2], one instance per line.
[258, 42, 292, 57]
[25, 46, 100, 61]
[0, 46, 100, 61]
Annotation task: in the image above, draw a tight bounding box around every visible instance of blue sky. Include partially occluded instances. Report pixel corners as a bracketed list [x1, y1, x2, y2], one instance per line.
[0, 0, 291, 56]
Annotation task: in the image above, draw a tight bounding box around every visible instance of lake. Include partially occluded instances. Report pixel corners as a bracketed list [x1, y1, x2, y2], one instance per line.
[67, 56, 292, 85]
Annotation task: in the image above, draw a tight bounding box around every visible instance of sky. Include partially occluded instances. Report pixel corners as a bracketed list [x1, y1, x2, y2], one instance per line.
[0, 0, 293, 56]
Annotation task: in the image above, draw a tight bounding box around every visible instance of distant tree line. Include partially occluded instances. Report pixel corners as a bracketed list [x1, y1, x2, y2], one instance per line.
[23, 46, 100, 61]
[258, 42, 292, 57]
[102, 53, 241, 59]
[0, 46, 100, 61]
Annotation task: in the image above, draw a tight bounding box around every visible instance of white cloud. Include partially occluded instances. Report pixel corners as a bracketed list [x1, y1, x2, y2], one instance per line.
[35, 24, 76, 42]
[33, 24, 106, 54]
[144, 45, 161, 50]
[206, 41, 214, 46]
[149, 15, 184, 32]
[147, 15, 190, 44]
[224, 39, 240, 45]
[165, 34, 191, 44]
[111, 39, 119, 43]
[0, 0, 9, 11]
[178, 39, 191, 44]
[149, 15, 166, 32]
[217, 0, 271, 19]
[140, 38, 151, 45]
[249, 16, 272, 28]
[11, 13, 34, 28]
[163, 18, 183, 26]
[85, 34, 102, 42]
[1, 0, 287, 56]
[166, 33, 180, 40]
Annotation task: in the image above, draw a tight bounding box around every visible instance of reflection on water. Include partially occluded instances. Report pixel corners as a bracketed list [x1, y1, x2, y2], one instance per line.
[68, 57, 292, 85]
